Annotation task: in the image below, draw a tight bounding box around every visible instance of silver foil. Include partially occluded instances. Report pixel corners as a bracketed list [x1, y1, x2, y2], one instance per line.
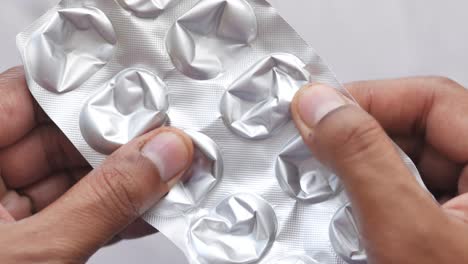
[329, 203, 367, 264]
[220, 53, 310, 140]
[17, 1, 430, 263]
[80, 68, 169, 154]
[154, 130, 223, 216]
[189, 193, 277, 264]
[275, 135, 342, 203]
[166, 0, 257, 80]
[24, 6, 116, 94]
[271, 256, 320, 264]
[117, 0, 180, 18]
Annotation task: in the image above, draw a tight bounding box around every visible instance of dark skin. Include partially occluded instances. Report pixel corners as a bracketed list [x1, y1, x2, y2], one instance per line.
[292, 77, 468, 263]
[1, 65, 468, 262]
[0, 66, 196, 263]
[347, 77, 468, 199]
[0, 67, 155, 239]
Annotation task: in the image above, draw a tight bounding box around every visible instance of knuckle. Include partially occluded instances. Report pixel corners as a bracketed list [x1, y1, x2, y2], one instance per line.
[335, 114, 386, 161]
[93, 163, 140, 220]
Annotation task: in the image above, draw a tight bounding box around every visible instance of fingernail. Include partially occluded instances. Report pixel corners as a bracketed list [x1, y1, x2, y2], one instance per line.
[142, 132, 190, 182]
[297, 84, 346, 127]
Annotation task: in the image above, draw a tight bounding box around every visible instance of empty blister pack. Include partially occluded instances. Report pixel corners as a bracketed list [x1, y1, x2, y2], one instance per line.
[17, 0, 428, 263]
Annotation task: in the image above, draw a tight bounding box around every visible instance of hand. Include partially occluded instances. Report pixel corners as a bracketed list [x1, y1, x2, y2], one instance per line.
[0, 67, 194, 262]
[291, 77, 468, 263]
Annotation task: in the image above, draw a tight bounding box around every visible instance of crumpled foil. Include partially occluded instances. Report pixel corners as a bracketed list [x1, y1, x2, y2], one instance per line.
[16, 0, 428, 263]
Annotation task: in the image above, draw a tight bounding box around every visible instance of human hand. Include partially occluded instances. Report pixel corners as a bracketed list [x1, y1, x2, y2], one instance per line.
[291, 77, 468, 263]
[0, 67, 194, 263]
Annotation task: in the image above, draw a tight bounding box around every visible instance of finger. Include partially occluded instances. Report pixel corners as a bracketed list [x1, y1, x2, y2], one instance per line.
[27, 127, 193, 259]
[21, 168, 90, 212]
[0, 176, 6, 197]
[393, 135, 463, 195]
[438, 195, 453, 205]
[391, 136, 423, 160]
[443, 166, 468, 222]
[0, 125, 88, 188]
[1, 191, 32, 220]
[443, 192, 468, 224]
[291, 84, 445, 259]
[347, 77, 468, 163]
[418, 145, 462, 195]
[0, 66, 49, 147]
[0, 204, 14, 222]
[457, 166, 468, 194]
[119, 218, 157, 240]
[0, 177, 16, 221]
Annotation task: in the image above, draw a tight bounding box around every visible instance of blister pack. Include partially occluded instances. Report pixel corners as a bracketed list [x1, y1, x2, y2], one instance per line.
[16, 0, 426, 263]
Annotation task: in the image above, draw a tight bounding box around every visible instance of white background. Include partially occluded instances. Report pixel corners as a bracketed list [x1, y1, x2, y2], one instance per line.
[1, 1, 468, 263]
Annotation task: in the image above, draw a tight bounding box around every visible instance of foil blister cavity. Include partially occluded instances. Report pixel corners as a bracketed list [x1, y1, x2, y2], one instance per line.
[153, 130, 222, 216]
[166, 0, 258, 80]
[189, 193, 277, 264]
[80, 68, 168, 154]
[275, 135, 342, 203]
[220, 53, 310, 139]
[117, 0, 179, 18]
[25, 7, 116, 93]
[329, 203, 367, 264]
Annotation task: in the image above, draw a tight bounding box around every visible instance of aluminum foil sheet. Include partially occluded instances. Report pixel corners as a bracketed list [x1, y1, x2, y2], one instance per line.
[272, 256, 320, 264]
[329, 203, 366, 264]
[189, 193, 277, 263]
[24, 6, 117, 94]
[166, 0, 258, 80]
[154, 130, 223, 216]
[220, 53, 310, 140]
[275, 135, 342, 203]
[80, 68, 169, 154]
[117, 0, 180, 18]
[16, 0, 429, 263]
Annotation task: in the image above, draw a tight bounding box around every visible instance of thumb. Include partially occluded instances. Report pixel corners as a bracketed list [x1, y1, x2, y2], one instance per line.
[291, 84, 444, 256]
[26, 127, 193, 260]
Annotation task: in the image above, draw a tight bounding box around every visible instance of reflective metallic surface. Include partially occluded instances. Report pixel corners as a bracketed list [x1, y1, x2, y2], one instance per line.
[80, 68, 168, 154]
[329, 203, 367, 264]
[189, 193, 277, 264]
[18, 0, 431, 263]
[275, 135, 342, 203]
[25, 7, 116, 93]
[166, 0, 257, 80]
[117, 0, 179, 18]
[220, 54, 310, 139]
[271, 256, 320, 264]
[153, 130, 223, 216]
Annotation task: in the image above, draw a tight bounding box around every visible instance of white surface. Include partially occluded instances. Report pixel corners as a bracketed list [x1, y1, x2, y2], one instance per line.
[1, 1, 468, 263]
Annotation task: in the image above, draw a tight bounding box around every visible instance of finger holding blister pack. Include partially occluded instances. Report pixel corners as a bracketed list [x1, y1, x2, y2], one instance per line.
[17, 0, 428, 263]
